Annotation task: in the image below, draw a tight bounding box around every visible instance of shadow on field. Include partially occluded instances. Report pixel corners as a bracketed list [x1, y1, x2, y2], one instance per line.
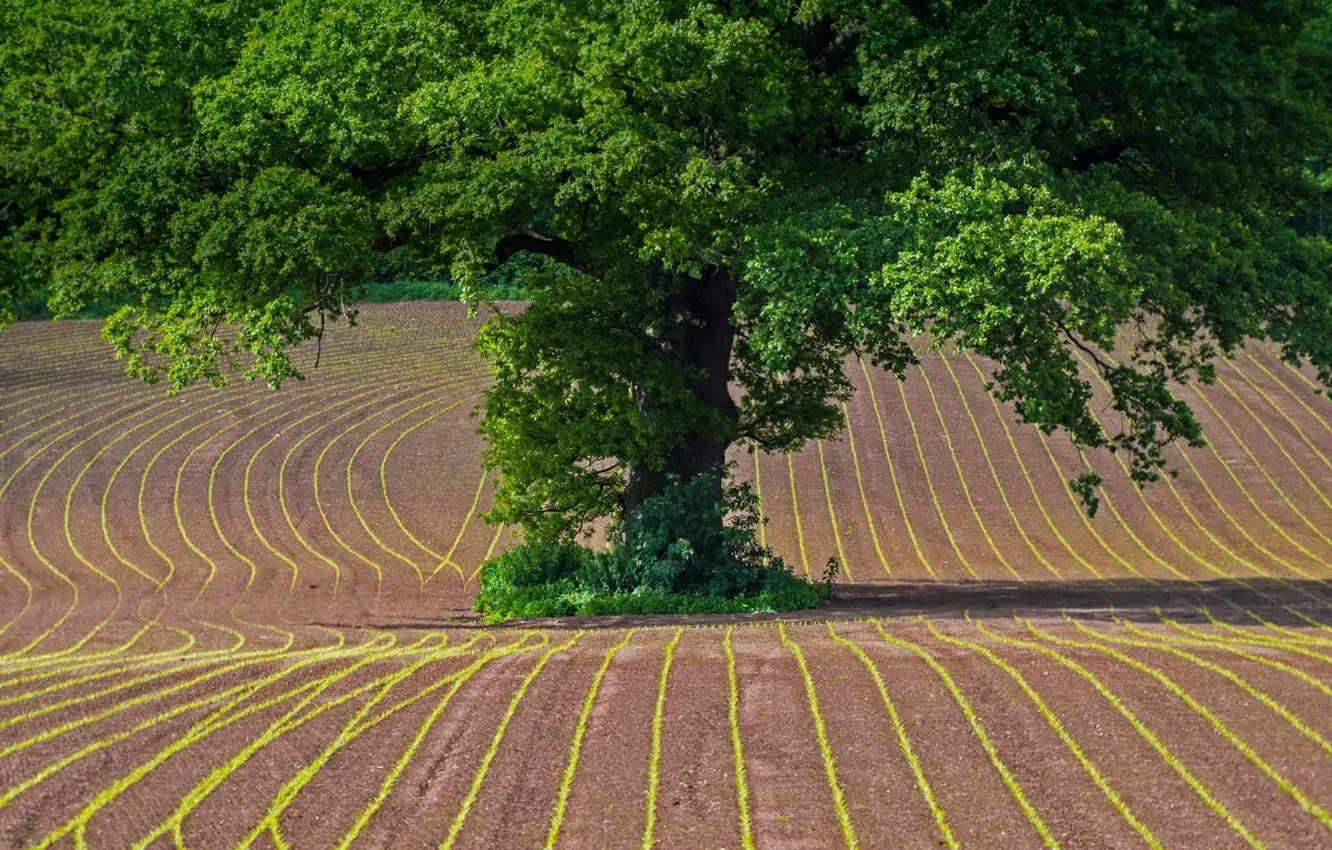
[813, 577, 1332, 626]
[366, 577, 1332, 631]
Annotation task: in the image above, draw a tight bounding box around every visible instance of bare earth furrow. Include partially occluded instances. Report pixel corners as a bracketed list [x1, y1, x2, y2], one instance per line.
[4, 304, 1332, 847]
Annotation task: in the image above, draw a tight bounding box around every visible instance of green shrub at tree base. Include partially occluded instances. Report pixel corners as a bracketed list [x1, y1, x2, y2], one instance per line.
[473, 576, 825, 622]
[474, 474, 834, 623]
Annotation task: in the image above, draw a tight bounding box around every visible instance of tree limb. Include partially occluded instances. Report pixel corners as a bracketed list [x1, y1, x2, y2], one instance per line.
[1063, 140, 1131, 173]
[491, 227, 597, 277]
[805, 20, 866, 75]
[1059, 321, 1113, 376]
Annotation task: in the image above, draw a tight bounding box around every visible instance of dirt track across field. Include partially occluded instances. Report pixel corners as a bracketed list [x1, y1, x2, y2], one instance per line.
[6, 303, 1332, 848]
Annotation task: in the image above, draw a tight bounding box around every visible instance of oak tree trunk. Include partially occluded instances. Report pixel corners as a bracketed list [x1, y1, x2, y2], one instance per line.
[623, 267, 739, 519]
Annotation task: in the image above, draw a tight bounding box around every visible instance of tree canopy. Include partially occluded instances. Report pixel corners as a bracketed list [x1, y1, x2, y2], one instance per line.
[3, 0, 1330, 538]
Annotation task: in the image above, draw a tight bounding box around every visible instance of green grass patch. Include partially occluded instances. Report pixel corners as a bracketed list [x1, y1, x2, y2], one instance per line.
[12, 289, 134, 320]
[358, 279, 464, 303]
[358, 279, 536, 303]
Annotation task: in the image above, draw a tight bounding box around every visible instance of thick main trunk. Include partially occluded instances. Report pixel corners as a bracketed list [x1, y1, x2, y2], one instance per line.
[623, 267, 739, 518]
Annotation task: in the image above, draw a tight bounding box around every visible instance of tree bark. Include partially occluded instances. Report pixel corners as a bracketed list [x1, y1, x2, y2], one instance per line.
[623, 266, 739, 518]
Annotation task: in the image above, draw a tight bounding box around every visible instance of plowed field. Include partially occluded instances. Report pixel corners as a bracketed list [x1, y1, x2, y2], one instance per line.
[5, 303, 1332, 848]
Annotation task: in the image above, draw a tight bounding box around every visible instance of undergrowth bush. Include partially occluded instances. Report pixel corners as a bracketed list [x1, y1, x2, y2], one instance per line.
[475, 472, 835, 622]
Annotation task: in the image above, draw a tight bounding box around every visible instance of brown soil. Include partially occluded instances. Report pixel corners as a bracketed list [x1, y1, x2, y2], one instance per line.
[5, 304, 1332, 849]
[549, 628, 665, 850]
[731, 623, 849, 847]
[931, 617, 1251, 849]
[975, 618, 1331, 849]
[449, 631, 622, 850]
[783, 622, 967, 847]
[650, 628, 744, 849]
[834, 620, 1053, 848]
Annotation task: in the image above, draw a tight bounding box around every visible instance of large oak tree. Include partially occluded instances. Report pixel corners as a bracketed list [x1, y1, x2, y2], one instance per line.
[3, 0, 1330, 542]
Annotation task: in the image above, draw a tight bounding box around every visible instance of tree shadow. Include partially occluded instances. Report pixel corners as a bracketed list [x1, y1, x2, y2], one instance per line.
[364, 577, 1332, 631]
[818, 577, 1332, 626]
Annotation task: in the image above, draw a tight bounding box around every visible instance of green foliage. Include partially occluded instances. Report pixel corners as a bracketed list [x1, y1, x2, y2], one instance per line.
[7, 288, 131, 321]
[359, 252, 557, 302]
[3, 0, 1330, 525]
[359, 278, 535, 303]
[358, 280, 462, 303]
[477, 272, 728, 538]
[8, 278, 518, 321]
[475, 582, 823, 624]
[600, 474, 787, 598]
[474, 474, 828, 623]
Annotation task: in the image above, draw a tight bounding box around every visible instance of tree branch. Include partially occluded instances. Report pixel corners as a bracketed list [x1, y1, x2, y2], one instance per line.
[490, 227, 596, 277]
[1059, 322, 1113, 376]
[314, 308, 325, 367]
[807, 21, 866, 75]
[1063, 140, 1131, 173]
